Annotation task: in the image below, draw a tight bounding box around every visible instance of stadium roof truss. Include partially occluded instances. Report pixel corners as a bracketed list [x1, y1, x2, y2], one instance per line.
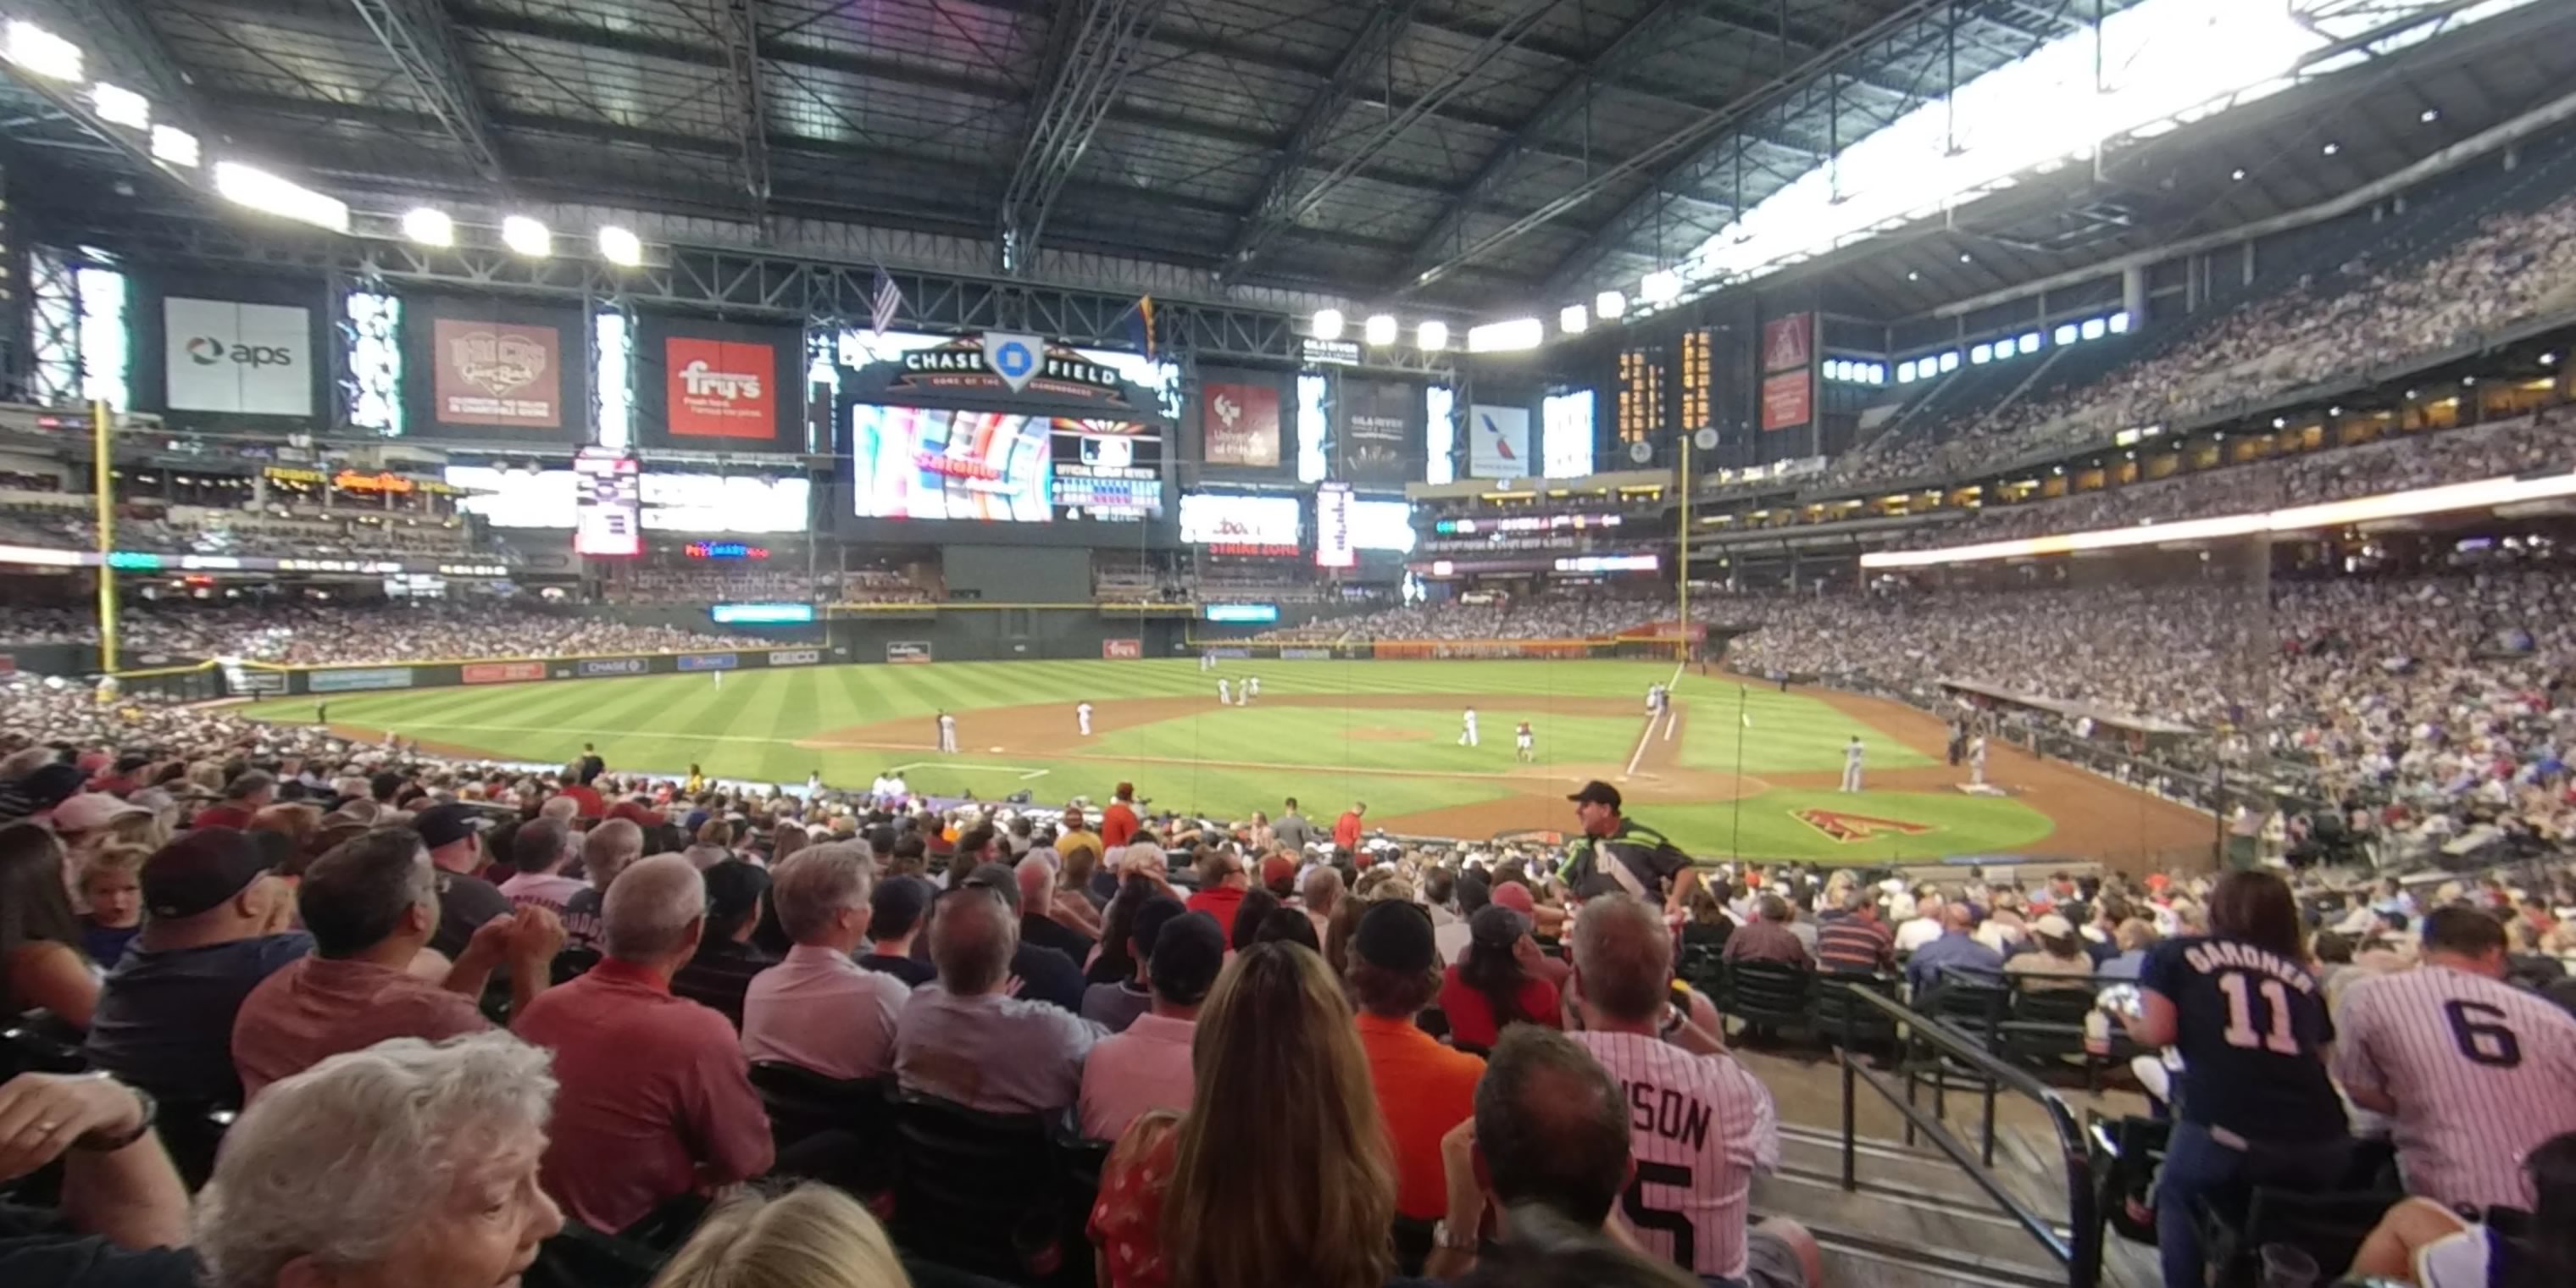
[0, 0, 2567, 325]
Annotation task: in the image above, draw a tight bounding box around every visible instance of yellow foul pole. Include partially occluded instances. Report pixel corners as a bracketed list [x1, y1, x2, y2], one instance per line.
[1676, 427, 1692, 664]
[92, 399, 119, 674]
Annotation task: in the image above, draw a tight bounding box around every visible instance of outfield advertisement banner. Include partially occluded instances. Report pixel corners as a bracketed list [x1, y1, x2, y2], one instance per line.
[462, 662, 548, 685]
[1371, 641, 1593, 660]
[1280, 647, 1332, 660]
[767, 649, 822, 666]
[220, 663, 289, 696]
[676, 652, 740, 672]
[1208, 647, 1251, 659]
[576, 658, 652, 677]
[309, 667, 417, 692]
[887, 641, 933, 664]
[1102, 638, 1143, 659]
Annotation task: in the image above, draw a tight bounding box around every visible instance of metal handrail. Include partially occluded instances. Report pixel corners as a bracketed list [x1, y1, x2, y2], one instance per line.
[1835, 985, 2101, 1288]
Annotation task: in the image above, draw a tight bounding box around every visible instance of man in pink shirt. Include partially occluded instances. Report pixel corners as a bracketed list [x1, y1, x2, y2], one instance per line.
[742, 842, 909, 1080]
[1076, 910, 1222, 1141]
[497, 818, 588, 916]
[232, 825, 560, 1101]
[514, 855, 774, 1233]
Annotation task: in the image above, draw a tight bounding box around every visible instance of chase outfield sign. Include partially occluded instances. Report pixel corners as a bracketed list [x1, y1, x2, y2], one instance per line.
[890, 334, 1130, 406]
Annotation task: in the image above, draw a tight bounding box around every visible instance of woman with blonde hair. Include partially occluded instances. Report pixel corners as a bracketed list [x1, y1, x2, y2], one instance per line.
[1091, 941, 1396, 1288]
[651, 1184, 912, 1288]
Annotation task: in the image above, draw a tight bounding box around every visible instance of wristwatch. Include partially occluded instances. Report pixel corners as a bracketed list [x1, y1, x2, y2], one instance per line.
[73, 1074, 158, 1153]
[1432, 1219, 1479, 1252]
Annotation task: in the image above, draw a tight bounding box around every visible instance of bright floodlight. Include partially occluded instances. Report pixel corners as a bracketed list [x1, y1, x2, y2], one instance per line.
[149, 124, 197, 167]
[1558, 304, 1588, 335]
[1466, 318, 1543, 353]
[1640, 269, 1680, 304]
[1970, 343, 1993, 365]
[1594, 290, 1627, 320]
[501, 216, 552, 257]
[1416, 320, 1450, 353]
[1310, 308, 1345, 341]
[3, 20, 81, 81]
[597, 225, 642, 267]
[401, 208, 455, 247]
[91, 82, 148, 130]
[1363, 314, 1397, 346]
[211, 162, 350, 234]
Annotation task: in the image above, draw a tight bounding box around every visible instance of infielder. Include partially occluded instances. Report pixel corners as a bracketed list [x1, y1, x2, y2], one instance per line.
[1077, 701, 1095, 736]
[1968, 735, 1989, 787]
[1217, 678, 1233, 706]
[1459, 706, 1480, 747]
[1200, 652, 1215, 673]
[1244, 675, 1261, 703]
[936, 711, 958, 753]
[1515, 720, 1535, 763]
[1840, 736, 1865, 792]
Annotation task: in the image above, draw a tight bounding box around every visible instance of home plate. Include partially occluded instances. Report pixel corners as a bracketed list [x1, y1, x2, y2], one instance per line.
[988, 746, 1007, 753]
[1957, 783, 2012, 797]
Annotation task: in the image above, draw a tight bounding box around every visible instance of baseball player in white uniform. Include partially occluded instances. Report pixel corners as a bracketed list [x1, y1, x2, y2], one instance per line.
[1200, 652, 1215, 672]
[1515, 720, 1535, 763]
[1968, 735, 1989, 787]
[1459, 707, 1480, 747]
[1840, 736, 1864, 792]
[1217, 678, 1233, 706]
[1077, 702, 1094, 736]
[936, 711, 958, 753]
[1244, 676, 1260, 704]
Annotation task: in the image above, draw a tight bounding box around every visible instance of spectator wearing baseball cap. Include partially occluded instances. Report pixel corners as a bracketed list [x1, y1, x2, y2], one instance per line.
[1348, 898, 1485, 1222]
[2003, 912, 2095, 991]
[414, 802, 514, 963]
[1078, 909, 1224, 1141]
[1258, 852, 1298, 899]
[1438, 904, 1561, 1052]
[85, 828, 312, 1105]
[50, 791, 153, 838]
[192, 769, 276, 831]
[0, 760, 86, 824]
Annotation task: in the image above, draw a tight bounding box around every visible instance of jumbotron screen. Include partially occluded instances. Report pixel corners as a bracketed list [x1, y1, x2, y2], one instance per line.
[847, 404, 1163, 522]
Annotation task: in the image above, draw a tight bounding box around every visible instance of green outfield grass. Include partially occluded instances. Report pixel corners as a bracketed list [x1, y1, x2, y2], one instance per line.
[241, 658, 2056, 863]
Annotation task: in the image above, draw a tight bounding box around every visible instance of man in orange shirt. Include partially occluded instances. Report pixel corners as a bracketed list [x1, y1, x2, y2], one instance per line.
[1334, 800, 1367, 851]
[1349, 900, 1483, 1224]
[1101, 782, 1141, 849]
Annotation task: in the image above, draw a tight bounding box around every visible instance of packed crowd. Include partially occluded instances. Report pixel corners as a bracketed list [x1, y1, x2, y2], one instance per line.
[1897, 408, 2570, 549]
[0, 602, 769, 664]
[836, 569, 932, 604]
[0, 502, 490, 563]
[603, 567, 823, 607]
[1832, 186, 2576, 492]
[1721, 565, 2576, 851]
[1, 670, 2572, 1288]
[1250, 591, 1673, 644]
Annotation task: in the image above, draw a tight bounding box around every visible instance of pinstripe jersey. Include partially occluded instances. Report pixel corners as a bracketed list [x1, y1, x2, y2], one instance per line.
[2331, 964, 2576, 1212]
[1569, 1030, 1779, 1280]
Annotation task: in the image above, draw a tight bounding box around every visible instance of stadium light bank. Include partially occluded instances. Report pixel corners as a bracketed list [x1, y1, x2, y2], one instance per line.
[1858, 470, 2576, 570]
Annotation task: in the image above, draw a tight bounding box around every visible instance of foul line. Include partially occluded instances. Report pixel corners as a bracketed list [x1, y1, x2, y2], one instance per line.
[1623, 660, 1690, 778]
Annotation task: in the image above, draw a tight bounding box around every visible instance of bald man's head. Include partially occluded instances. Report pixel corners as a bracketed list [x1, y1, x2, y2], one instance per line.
[602, 853, 706, 964]
[1942, 902, 1976, 933]
[930, 886, 1018, 995]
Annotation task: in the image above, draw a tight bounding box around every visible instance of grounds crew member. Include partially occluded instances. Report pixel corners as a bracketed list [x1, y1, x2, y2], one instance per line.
[1557, 780, 1701, 918]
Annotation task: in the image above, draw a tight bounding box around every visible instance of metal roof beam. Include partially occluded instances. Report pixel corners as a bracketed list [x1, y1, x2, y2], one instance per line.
[997, 0, 1168, 275]
[721, 0, 769, 207]
[1218, 0, 1427, 276]
[345, 0, 509, 181]
[65, 0, 216, 127]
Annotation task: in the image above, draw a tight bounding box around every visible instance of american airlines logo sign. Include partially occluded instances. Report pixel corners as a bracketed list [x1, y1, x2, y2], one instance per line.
[665, 337, 779, 441]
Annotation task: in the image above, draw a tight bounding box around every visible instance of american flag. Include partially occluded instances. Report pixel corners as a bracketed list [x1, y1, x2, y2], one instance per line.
[869, 265, 902, 336]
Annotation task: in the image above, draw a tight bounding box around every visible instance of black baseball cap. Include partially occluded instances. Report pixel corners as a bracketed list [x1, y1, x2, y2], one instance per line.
[142, 828, 275, 919]
[1568, 780, 1623, 809]
[1148, 911, 1226, 1006]
[1353, 899, 1437, 974]
[413, 802, 489, 851]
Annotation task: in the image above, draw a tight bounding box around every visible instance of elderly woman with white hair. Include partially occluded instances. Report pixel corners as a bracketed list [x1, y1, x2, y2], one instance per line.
[194, 1032, 565, 1288]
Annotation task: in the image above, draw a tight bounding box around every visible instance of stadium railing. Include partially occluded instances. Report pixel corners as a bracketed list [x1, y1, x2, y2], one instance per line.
[1835, 987, 2101, 1288]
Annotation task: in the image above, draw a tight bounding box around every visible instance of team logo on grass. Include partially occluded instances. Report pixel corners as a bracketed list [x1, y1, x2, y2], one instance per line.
[1791, 809, 1935, 843]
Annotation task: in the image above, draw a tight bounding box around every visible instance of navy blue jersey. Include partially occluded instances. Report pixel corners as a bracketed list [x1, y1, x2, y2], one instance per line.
[2140, 935, 2346, 1141]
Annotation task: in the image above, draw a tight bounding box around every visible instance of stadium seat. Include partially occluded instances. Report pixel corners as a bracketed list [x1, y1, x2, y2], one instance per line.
[1813, 972, 1900, 1051]
[888, 1090, 1067, 1283]
[2200, 1185, 2401, 1288]
[1722, 961, 1815, 1041]
[2088, 1113, 2171, 1246]
[1998, 985, 2101, 1085]
[1918, 969, 2011, 1048]
[750, 1063, 897, 1198]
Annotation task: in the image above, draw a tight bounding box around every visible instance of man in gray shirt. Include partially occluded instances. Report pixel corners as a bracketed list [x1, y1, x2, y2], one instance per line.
[1271, 797, 1318, 854]
[895, 885, 1104, 1115]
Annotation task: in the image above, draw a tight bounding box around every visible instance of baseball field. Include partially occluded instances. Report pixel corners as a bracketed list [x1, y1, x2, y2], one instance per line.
[236, 658, 2211, 865]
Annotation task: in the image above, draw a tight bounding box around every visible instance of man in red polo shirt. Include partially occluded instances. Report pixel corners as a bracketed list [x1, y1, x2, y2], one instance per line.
[513, 854, 772, 1233]
[1101, 782, 1141, 848]
[192, 770, 275, 830]
[1334, 800, 1367, 851]
[1185, 850, 1252, 947]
